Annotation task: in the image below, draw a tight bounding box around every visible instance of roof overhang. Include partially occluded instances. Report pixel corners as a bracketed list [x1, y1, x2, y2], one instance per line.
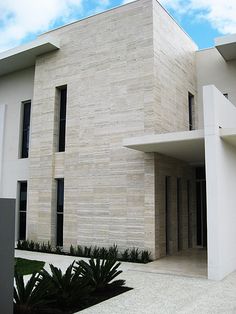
[215, 34, 236, 61]
[0, 38, 60, 76]
[220, 128, 236, 146]
[123, 129, 205, 164]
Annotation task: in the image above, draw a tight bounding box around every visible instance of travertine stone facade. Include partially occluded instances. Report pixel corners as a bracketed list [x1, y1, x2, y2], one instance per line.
[27, 0, 197, 257]
[153, 0, 197, 133]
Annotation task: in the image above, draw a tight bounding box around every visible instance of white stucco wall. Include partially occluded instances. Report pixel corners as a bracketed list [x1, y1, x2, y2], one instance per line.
[197, 48, 236, 129]
[204, 85, 236, 280]
[0, 67, 35, 198]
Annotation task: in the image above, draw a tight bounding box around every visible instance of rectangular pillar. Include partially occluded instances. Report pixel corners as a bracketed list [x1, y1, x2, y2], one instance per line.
[0, 198, 15, 314]
[204, 85, 236, 280]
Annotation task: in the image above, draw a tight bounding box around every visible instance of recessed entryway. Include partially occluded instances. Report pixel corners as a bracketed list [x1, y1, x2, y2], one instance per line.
[156, 163, 208, 278]
[147, 248, 207, 278]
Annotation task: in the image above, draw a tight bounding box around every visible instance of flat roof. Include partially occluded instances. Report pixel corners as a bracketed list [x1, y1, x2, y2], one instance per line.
[123, 129, 205, 164]
[0, 38, 60, 77]
[40, 0, 198, 49]
[215, 34, 236, 61]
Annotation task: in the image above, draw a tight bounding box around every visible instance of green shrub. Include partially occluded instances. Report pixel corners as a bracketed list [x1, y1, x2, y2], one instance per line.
[140, 250, 151, 263]
[40, 242, 47, 253]
[28, 240, 35, 251]
[21, 240, 30, 250]
[108, 244, 118, 260]
[84, 246, 92, 258]
[75, 258, 125, 291]
[14, 258, 128, 313]
[14, 271, 52, 313]
[40, 242, 52, 253]
[129, 248, 140, 262]
[76, 245, 84, 256]
[47, 242, 52, 253]
[121, 249, 130, 261]
[40, 262, 90, 309]
[99, 247, 109, 259]
[16, 239, 152, 264]
[55, 246, 63, 254]
[70, 244, 76, 256]
[92, 246, 100, 258]
[16, 240, 20, 249]
[35, 242, 40, 251]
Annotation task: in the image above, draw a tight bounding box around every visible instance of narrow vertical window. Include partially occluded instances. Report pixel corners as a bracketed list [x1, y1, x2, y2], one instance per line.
[187, 180, 191, 248]
[165, 176, 170, 255]
[188, 92, 194, 131]
[19, 181, 27, 240]
[56, 179, 64, 246]
[21, 101, 31, 158]
[58, 87, 67, 152]
[177, 178, 181, 251]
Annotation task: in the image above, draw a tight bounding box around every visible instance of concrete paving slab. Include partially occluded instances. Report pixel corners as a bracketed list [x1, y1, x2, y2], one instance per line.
[15, 250, 236, 314]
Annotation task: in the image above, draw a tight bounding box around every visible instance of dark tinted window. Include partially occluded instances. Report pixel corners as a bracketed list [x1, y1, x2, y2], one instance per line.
[21, 101, 31, 158]
[56, 179, 64, 246]
[58, 87, 67, 152]
[19, 182, 27, 240]
[57, 214, 63, 248]
[188, 93, 194, 131]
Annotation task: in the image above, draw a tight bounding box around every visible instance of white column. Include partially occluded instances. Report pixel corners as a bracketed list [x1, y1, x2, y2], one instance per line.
[204, 85, 236, 280]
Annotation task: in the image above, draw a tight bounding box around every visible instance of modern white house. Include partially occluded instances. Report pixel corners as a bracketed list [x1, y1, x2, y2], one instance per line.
[1, 0, 236, 281]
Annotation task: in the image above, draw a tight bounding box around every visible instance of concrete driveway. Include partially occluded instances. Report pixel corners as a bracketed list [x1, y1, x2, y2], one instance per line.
[15, 250, 236, 314]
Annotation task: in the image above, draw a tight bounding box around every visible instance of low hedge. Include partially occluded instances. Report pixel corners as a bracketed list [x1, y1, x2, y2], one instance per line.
[16, 240, 152, 264]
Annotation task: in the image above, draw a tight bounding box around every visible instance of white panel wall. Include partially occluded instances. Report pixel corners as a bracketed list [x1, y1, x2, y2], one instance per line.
[197, 48, 236, 129]
[0, 67, 34, 198]
[204, 85, 236, 280]
[0, 104, 6, 197]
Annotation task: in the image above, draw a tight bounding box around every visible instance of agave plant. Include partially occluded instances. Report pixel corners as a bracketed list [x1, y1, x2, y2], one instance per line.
[75, 258, 125, 291]
[14, 271, 52, 313]
[76, 245, 84, 256]
[121, 249, 130, 261]
[55, 246, 63, 254]
[140, 250, 151, 263]
[99, 247, 109, 259]
[83, 246, 92, 257]
[129, 248, 140, 262]
[40, 262, 90, 308]
[70, 244, 76, 256]
[108, 245, 118, 260]
[28, 240, 35, 251]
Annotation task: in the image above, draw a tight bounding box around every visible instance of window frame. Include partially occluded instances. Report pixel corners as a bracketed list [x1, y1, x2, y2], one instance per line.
[58, 86, 67, 152]
[56, 178, 64, 246]
[20, 100, 31, 159]
[188, 92, 194, 131]
[18, 181, 27, 240]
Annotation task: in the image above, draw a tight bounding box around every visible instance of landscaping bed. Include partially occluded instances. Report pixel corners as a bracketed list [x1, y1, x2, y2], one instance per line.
[14, 257, 132, 314]
[14, 286, 132, 314]
[16, 240, 152, 263]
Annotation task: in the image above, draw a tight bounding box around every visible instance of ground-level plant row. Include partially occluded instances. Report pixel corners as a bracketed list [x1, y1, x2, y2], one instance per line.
[14, 257, 131, 314]
[16, 240, 152, 263]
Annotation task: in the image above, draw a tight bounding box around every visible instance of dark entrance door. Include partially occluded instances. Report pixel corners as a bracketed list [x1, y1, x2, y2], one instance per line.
[196, 167, 207, 248]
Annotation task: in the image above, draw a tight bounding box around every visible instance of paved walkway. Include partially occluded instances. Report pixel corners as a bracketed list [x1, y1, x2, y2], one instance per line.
[15, 250, 236, 314]
[147, 248, 207, 278]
